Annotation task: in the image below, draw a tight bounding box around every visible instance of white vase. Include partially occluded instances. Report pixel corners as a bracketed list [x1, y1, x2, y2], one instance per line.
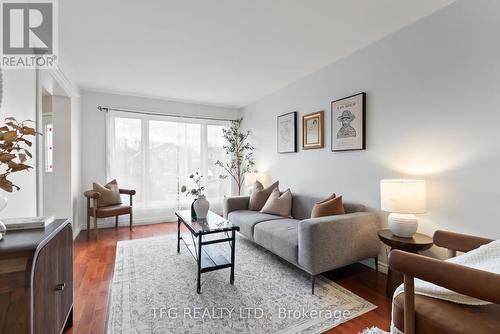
[193, 195, 210, 219]
[0, 195, 8, 240]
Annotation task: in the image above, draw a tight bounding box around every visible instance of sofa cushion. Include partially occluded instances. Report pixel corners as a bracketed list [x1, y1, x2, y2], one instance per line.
[228, 210, 284, 240]
[292, 194, 366, 220]
[253, 219, 299, 265]
[249, 180, 279, 211]
[311, 195, 345, 218]
[260, 188, 293, 217]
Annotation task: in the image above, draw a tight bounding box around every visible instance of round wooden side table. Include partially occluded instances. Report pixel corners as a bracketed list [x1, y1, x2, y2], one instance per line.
[378, 229, 433, 298]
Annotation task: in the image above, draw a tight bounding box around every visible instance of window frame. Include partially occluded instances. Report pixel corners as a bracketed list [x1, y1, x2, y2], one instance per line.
[105, 110, 231, 212]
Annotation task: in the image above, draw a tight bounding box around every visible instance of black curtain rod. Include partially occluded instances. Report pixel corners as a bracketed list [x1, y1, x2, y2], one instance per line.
[97, 105, 237, 122]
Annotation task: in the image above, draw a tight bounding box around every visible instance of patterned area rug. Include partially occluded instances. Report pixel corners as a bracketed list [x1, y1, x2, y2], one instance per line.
[107, 234, 376, 333]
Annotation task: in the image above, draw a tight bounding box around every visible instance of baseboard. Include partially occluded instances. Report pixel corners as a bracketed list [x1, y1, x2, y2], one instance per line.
[360, 258, 389, 274]
[72, 223, 81, 240]
[80, 217, 175, 230]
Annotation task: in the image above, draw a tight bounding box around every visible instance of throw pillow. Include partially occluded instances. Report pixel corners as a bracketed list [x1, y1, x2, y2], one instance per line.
[249, 180, 279, 211]
[93, 179, 122, 207]
[310, 195, 345, 218]
[260, 188, 293, 217]
[316, 193, 336, 204]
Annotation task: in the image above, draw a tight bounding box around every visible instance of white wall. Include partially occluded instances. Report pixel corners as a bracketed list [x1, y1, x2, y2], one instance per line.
[38, 69, 82, 238]
[241, 0, 500, 266]
[0, 69, 38, 218]
[71, 95, 82, 238]
[80, 90, 240, 228]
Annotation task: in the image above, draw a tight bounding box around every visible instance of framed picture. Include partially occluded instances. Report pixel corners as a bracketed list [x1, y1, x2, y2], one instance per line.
[277, 111, 297, 153]
[331, 92, 366, 152]
[302, 111, 324, 149]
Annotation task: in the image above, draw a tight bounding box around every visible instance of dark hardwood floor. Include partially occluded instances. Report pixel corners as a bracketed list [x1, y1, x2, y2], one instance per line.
[67, 223, 391, 334]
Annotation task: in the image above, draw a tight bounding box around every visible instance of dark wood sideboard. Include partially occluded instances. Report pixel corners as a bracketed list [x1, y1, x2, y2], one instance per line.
[0, 219, 73, 334]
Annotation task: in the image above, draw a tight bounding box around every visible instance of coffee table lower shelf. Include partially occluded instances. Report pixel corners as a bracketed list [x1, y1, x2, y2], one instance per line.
[181, 237, 232, 273]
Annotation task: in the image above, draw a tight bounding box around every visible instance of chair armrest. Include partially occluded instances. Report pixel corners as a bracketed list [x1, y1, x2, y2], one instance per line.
[434, 230, 493, 253]
[119, 188, 136, 196]
[389, 250, 500, 304]
[84, 190, 101, 199]
[298, 212, 380, 275]
[223, 196, 250, 218]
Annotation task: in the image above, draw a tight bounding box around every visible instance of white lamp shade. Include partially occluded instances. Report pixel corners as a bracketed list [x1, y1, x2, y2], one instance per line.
[380, 179, 426, 214]
[245, 172, 268, 187]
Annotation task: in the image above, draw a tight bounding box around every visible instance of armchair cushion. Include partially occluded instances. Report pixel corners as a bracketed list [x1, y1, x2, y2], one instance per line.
[89, 204, 132, 218]
[393, 293, 500, 334]
[93, 179, 122, 207]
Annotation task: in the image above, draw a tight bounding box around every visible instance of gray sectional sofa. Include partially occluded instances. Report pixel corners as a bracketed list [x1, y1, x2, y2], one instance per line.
[223, 194, 381, 293]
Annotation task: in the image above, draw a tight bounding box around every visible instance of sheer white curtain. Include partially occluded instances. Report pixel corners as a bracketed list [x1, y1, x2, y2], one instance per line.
[106, 110, 230, 222]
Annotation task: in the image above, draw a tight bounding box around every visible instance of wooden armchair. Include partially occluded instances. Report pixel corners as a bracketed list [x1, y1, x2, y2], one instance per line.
[389, 230, 500, 334]
[84, 188, 136, 235]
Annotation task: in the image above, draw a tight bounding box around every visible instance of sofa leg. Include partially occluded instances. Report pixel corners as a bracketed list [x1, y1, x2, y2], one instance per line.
[374, 256, 379, 272]
[311, 275, 316, 295]
[115, 216, 119, 228]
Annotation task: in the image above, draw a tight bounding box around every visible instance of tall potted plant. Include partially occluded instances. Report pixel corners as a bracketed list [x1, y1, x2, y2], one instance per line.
[0, 117, 38, 239]
[215, 118, 255, 196]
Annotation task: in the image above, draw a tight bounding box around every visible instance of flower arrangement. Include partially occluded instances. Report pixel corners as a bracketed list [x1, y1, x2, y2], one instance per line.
[180, 172, 205, 198]
[0, 117, 38, 192]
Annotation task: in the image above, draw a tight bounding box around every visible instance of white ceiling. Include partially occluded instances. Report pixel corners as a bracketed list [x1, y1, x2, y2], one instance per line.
[60, 0, 454, 108]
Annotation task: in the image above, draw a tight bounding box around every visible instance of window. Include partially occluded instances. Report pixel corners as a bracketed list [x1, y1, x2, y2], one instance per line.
[107, 111, 230, 221]
[45, 123, 53, 173]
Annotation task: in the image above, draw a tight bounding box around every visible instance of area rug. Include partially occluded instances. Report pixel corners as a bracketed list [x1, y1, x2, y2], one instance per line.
[107, 234, 376, 334]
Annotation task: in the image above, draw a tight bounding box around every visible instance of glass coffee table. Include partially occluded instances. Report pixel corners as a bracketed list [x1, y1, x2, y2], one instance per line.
[175, 210, 240, 293]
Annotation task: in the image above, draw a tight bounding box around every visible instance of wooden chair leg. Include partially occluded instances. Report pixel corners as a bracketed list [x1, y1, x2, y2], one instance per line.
[94, 216, 98, 237]
[86, 213, 90, 237]
[129, 212, 133, 230]
[404, 274, 416, 334]
[115, 216, 119, 228]
[92, 199, 98, 238]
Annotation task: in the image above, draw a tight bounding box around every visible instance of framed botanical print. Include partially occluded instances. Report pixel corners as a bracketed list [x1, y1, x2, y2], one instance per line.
[331, 92, 366, 152]
[277, 111, 297, 153]
[302, 111, 324, 149]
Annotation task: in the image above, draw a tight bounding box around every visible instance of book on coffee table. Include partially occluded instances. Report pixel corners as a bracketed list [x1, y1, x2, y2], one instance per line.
[1, 216, 55, 231]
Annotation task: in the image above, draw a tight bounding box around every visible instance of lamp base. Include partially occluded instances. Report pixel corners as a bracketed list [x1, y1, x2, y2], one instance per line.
[388, 213, 418, 238]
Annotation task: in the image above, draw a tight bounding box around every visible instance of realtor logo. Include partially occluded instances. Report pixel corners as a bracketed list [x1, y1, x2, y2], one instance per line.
[1, 0, 58, 68]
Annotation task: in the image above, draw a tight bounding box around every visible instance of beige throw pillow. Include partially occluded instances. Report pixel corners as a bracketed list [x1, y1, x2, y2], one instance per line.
[260, 188, 293, 217]
[93, 179, 122, 207]
[310, 195, 345, 218]
[249, 180, 279, 211]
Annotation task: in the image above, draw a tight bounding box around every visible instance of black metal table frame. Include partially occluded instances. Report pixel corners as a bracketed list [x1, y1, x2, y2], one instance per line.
[176, 215, 238, 293]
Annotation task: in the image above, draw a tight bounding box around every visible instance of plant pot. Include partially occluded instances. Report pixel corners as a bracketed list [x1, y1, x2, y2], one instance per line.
[193, 195, 210, 219]
[190, 200, 197, 221]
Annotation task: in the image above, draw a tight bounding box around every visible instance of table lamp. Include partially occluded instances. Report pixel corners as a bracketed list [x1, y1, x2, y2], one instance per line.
[380, 179, 426, 238]
[244, 172, 268, 192]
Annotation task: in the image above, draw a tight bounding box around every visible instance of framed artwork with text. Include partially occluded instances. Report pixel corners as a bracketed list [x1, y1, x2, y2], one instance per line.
[331, 92, 366, 152]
